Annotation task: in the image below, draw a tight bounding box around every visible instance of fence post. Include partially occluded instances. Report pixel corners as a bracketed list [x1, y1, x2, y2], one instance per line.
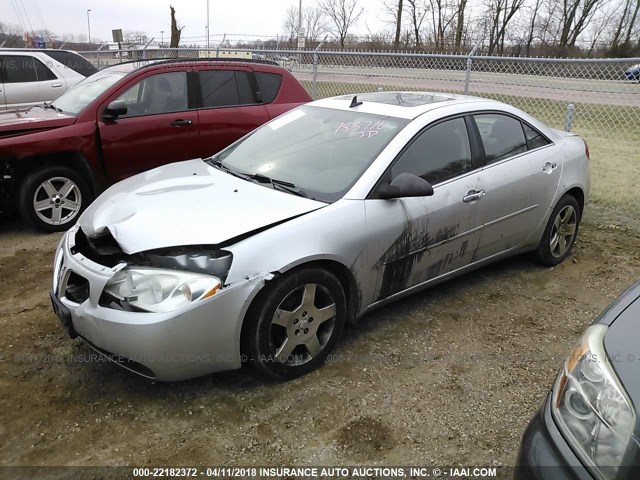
[464, 46, 477, 95]
[564, 104, 575, 131]
[312, 50, 318, 100]
[312, 37, 327, 100]
[96, 42, 107, 69]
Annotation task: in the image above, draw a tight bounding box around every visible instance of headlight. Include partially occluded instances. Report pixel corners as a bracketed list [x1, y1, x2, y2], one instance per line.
[103, 267, 221, 313]
[552, 324, 636, 479]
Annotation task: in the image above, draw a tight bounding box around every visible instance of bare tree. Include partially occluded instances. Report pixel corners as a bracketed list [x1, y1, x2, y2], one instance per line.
[305, 6, 330, 41]
[123, 30, 148, 44]
[405, 0, 429, 47]
[283, 5, 299, 39]
[524, 0, 544, 55]
[622, 0, 639, 45]
[319, 0, 364, 49]
[170, 5, 184, 48]
[0, 22, 23, 47]
[284, 5, 329, 42]
[454, 0, 468, 49]
[485, 0, 525, 54]
[427, 0, 458, 48]
[395, 0, 404, 49]
[558, 0, 604, 47]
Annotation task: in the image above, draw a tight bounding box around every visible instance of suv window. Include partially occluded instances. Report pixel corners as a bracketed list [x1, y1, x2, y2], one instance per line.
[255, 72, 282, 103]
[44, 51, 98, 77]
[1, 55, 56, 83]
[117, 71, 188, 117]
[391, 117, 472, 185]
[474, 114, 527, 164]
[199, 70, 256, 108]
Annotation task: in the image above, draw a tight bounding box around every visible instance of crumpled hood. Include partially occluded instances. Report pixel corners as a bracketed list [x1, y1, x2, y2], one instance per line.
[79, 159, 326, 254]
[0, 106, 76, 134]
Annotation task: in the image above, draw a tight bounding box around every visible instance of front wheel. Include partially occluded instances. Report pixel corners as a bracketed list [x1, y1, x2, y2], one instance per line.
[535, 194, 581, 266]
[18, 166, 92, 232]
[243, 268, 347, 380]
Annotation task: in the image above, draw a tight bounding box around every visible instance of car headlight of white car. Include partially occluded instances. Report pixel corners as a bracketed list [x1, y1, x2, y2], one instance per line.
[103, 267, 221, 313]
[552, 324, 635, 479]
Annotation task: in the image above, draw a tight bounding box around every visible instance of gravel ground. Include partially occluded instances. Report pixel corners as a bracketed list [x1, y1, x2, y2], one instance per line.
[1, 204, 639, 473]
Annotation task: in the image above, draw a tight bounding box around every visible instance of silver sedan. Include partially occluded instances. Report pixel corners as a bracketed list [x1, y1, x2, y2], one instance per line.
[50, 92, 590, 381]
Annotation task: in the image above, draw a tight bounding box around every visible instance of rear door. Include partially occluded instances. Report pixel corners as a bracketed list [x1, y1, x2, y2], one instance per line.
[471, 112, 559, 259]
[194, 66, 270, 158]
[0, 54, 63, 108]
[98, 69, 200, 180]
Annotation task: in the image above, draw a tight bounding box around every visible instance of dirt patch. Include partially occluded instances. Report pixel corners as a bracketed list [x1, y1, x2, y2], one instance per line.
[1, 204, 639, 469]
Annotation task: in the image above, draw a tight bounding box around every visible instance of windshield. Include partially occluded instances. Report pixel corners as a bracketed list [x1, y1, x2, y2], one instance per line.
[210, 106, 409, 202]
[51, 69, 127, 115]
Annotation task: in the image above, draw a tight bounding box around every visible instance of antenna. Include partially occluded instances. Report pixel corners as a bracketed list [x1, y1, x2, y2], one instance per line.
[349, 95, 363, 108]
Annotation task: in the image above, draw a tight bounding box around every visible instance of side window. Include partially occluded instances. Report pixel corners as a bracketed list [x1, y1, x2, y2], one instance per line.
[255, 72, 283, 104]
[44, 51, 97, 77]
[2, 56, 38, 83]
[117, 71, 188, 117]
[199, 70, 239, 107]
[474, 114, 527, 164]
[523, 123, 551, 150]
[33, 58, 57, 81]
[391, 117, 472, 186]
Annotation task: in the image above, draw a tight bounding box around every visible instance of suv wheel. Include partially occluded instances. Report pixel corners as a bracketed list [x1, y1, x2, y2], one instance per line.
[18, 166, 91, 232]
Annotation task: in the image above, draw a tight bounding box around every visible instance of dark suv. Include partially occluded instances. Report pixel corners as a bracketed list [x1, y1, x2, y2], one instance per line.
[0, 58, 312, 231]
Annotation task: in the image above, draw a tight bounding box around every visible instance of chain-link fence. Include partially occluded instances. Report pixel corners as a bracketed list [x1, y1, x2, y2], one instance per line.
[79, 47, 640, 136]
[79, 47, 640, 211]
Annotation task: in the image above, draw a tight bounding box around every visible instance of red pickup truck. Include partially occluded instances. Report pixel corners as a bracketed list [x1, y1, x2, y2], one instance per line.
[0, 58, 311, 231]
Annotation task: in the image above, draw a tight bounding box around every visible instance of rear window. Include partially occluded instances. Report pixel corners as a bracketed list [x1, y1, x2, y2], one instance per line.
[44, 51, 98, 77]
[255, 72, 282, 103]
[199, 70, 256, 108]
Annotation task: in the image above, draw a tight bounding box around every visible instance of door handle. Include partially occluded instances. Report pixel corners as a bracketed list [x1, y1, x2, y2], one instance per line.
[51, 83, 63, 88]
[543, 162, 558, 174]
[463, 189, 485, 203]
[170, 119, 192, 127]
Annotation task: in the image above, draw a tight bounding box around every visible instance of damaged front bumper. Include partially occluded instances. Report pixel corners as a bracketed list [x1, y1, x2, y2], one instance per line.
[50, 226, 266, 381]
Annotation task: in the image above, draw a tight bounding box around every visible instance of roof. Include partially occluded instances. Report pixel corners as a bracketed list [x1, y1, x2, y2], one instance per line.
[102, 57, 280, 73]
[310, 91, 496, 119]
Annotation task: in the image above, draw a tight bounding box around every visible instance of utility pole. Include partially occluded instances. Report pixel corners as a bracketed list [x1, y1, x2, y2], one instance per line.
[86, 9, 92, 44]
[160, 30, 164, 47]
[206, 0, 210, 50]
[297, 0, 304, 49]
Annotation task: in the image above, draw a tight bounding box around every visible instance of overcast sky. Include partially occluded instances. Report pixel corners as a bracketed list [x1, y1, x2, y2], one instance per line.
[1, 0, 389, 43]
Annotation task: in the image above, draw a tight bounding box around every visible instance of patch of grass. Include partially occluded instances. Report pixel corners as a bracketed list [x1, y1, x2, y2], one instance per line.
[302, 80, 640, 215]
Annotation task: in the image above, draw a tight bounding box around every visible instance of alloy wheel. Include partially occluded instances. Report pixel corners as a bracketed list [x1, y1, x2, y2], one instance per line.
[32, 177, 83, 226]
[269, 283, 337, 366]
[550, 205, 577, 259]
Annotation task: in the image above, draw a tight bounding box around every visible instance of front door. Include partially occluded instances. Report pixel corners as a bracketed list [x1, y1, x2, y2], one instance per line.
[364, 117, 486, 304]
[98, 70, 200, 181]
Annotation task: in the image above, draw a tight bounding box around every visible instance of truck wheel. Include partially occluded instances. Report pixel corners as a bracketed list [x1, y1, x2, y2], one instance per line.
[18, 166, 92, 232]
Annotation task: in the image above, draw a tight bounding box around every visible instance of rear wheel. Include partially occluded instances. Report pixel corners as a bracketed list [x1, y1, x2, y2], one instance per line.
[536, 194, 580, 266]
[243, 268, 346, 380]
[18, 165, 91, 232]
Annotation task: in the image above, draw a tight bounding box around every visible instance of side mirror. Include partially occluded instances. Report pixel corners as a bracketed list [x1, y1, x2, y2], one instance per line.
[103, 99, 127, 120]
[377, 173, 434, 199]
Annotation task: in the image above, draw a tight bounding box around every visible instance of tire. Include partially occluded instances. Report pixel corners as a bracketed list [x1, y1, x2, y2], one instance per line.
[18, 165, 92, 233]
[243, 268, 347, 380]
[535, 194, 581, 266]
